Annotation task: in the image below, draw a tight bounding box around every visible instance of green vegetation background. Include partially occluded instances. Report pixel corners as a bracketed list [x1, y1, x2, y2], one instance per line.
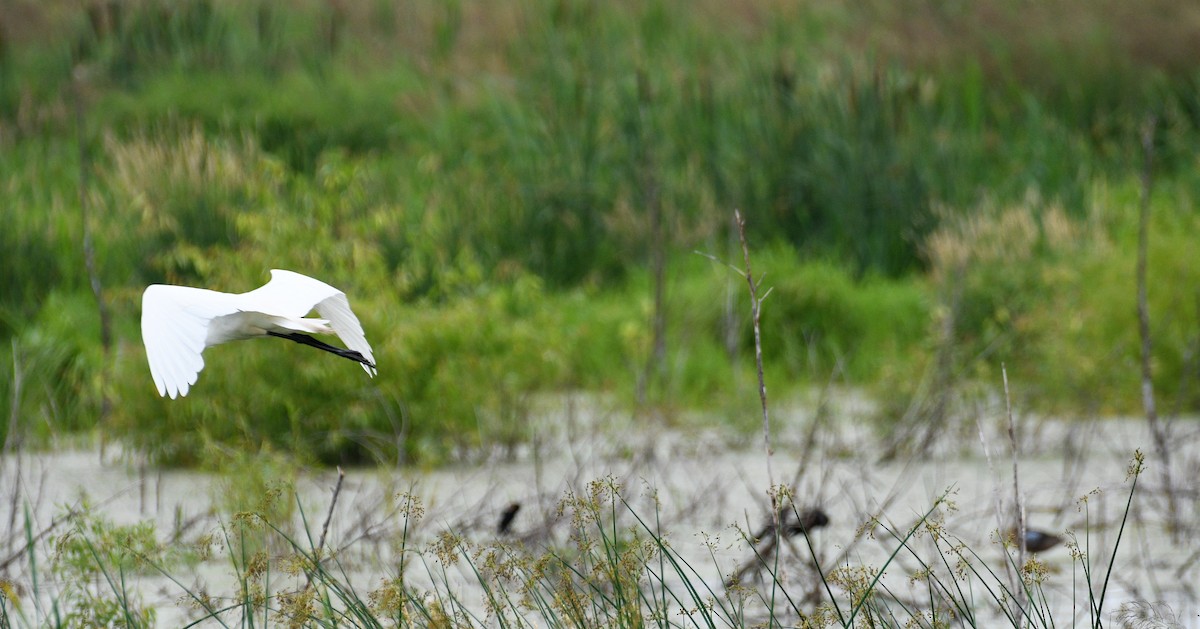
[2, 0, 1199, 466]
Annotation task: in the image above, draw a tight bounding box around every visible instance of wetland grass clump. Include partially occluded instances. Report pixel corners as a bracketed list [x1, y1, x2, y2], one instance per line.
[0, 452, 1146, 627]
[875, 186, 1200, 452]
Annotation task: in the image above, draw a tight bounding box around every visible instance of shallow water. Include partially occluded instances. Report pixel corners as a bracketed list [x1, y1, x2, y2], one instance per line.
[3, 395, 1198, 627]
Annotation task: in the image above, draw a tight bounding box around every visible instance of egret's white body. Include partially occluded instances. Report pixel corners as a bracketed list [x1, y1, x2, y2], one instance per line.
[141, 269, 376, 399]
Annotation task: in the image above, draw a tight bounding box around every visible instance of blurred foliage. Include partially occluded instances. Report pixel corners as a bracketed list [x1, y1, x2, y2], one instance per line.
[49, 507, 181, 627]
[892, 190, 1200, 421]
[1, 0, 1199, 462]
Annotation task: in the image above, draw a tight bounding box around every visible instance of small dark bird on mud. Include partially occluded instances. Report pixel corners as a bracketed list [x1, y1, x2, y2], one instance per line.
[1019, 528, 1063, 553]
[1006, 527, 1063, 553]
[779, 508, 830, 537]
[497, 502, 521, 535]
[750, 507, 830, 542]
[727, 507, 830, 588]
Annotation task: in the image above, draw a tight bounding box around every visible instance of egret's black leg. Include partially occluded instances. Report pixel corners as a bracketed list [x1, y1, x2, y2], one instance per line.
[267, 332, 376, 369]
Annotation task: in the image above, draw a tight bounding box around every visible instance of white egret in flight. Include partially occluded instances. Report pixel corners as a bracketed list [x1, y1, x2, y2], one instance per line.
[141, 269, 376, 398]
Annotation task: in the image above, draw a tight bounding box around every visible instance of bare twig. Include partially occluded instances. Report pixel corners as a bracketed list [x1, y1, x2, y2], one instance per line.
[881, 261, 964, 461]
[5, 340, 23, 455]
[977, 403, 1020, 599]
[1135, 113, 1178, 538]
[638, 68, 666, 405]
[735, 211, 776, 504]
[72, 66, 111, 427]
[734, 210, 784, 622]
[1002, 364, 1028, 623]
[317, 467, 345, 554]
[0, 504, 87, 571]
[304, 466, 345, 591]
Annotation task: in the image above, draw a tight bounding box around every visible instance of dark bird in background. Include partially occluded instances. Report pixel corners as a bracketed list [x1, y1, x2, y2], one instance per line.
[779, 508, 830, 537]
[1014, 528, 1063, 553]
[497, 502, 521, 535]
[728, 507, 830, 587]
[750, 507, 830, 543]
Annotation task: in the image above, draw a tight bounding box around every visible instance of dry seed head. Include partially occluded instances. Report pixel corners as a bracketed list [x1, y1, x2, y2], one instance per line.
[922, 516, 947, 543]
[587, 475, 621, 503]
[106, 127, 260, 231]
[232, 511, 267, 530]
[1066, 533, 1086, 561]
[194, 530, 218, 559]
[802, 603, 841, 628]
[926, 200, 1049, 281]
[856, 515, 882, 540]
[180, 588, 214, 611]
[242, 582, 267, 611]
[529, 553, 553, 580]
[257, 482, 286, 515]
[52, 530, 76, 558]
[1021, 556, 1050, 585]
[550, 579, 588, 622]
[1077, 487, 1102, 510]
[282, 553, 308, 577]
[952, 557, 970, 580]
[829, 564, 879, 593]
[909, 567, 933, 584]
[396, 492, 425, 521]
[477, 544, 518, 581]
[425, 598, 454, 628]
[0, 579, 19, 609]
[1041, 205, 1077, 248]
[1128, 449, 1145, 480]
[277, 589, 316, 628]
[431, 531, 464, 565]
[367, 578, 407, 617]
[245, 550, 269, 581]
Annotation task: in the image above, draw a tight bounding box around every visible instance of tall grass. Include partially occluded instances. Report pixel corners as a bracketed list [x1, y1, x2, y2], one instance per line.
[1, 452, 1148, 627]
[886, 190, 1200, 420]
[16, 0, 1198, 280]
[3, 0, 1200, 459]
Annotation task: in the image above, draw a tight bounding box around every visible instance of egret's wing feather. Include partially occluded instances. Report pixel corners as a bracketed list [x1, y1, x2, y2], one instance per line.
[243, 270, 340, 317]
[248, 270, 376, 376]
[141, 285, 238, 398]
[151, 314, 192, 397]
[315, 292, 376, 376]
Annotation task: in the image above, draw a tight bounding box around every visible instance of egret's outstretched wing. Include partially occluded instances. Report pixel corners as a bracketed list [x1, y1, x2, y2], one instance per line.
[245, 270, 376, 376]
[141, 285, 238, 398]
[314, 291, 376, 376]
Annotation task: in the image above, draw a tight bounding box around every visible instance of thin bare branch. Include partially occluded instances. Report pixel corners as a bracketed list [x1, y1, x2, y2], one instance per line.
[304, 466, 346, 591]
[1135, 113, 1178, 538]
[1002, 363, 1028, 623]
[734, 212, 777, 508]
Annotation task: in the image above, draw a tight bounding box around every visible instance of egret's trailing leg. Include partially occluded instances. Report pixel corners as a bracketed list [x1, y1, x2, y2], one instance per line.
[267, 331, 376, 370]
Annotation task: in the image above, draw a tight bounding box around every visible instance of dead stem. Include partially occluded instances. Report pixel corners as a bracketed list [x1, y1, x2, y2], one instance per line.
[1136, 113, 1178, 539]
[639, 68, 666, 406]
[734, 209, 784, 624]
[1002, 363, 1028, 623]
[304, 466, 345, 591]
[734, 211, 776, 509]
[73, 66, 112, 434]
[0, 504, 84, 571]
